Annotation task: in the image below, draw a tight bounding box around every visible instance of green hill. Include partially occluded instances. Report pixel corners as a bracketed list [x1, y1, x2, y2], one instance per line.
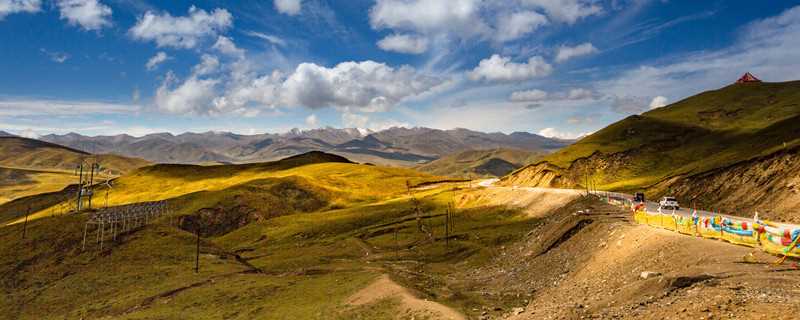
[0, 137, 151, 205]
[501, 80, 800, 221]
[416, 148, 543, 178]
[0, 136, 151, 175]
[0, 151, 543, 319]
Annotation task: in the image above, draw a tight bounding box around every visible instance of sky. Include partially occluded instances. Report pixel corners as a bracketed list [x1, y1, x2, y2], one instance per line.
[2, 0, 800, 139]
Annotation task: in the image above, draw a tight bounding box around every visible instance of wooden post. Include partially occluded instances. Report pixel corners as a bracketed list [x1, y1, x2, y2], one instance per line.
[22, 206, 30, 239]
[445, 206, 450, 248]
[99, 220, 105, 250]
[82, 222, 89, 250]
[195, 227, 201, 273]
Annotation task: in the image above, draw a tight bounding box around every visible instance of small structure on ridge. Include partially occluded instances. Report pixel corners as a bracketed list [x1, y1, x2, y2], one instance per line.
[736, 72, 761, 84]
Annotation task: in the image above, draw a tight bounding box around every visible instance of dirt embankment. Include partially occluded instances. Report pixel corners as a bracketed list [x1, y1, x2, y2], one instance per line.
[499, 162, 571, 188]
[659, 147, 800, 223]
[450, 191, 800, 319]
[499, 151, 636, 189]
[347, 274, 466, 320]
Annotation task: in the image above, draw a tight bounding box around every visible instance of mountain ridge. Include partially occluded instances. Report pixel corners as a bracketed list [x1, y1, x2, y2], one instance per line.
[38, 126, 572, 166]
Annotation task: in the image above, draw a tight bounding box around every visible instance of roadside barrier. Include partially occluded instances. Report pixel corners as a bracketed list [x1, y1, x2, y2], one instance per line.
[631, 207, 800, 258]
[588, 190, 800, 259]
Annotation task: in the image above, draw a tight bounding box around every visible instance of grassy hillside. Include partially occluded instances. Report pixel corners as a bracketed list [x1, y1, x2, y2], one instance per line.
[0, 150, 553, 319]
[0, 167, 75, 204]
[504, 81, 800, 192]
[0, 136, 151, 175]
[417, 148, 543, 178]
[3, 151, 440, 225]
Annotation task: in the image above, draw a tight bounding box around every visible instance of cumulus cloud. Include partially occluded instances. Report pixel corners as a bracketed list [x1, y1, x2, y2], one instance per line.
[192, 54, 219, 76]
[565, 88, 595, 100]
[157, 59, 443, 116]
[555, 42, 598, 62]
[274, 0, 301, 16]
[212, 35, 245, 59]
[377, 34, 429, 54]
[510, 87, 597, 103]
[649, 96, 668, 109]
[57, 0, 112, 31]
[496, 10, 549, 42]
[155, 72, 219, 115]
[282, 61, 442, 111]
[538, 127, 587, 140]
[0, 0, 41, 20]
[369, 0, 489, 38]
[510, 89, 548, 102]
[519, 0, 602, 24]
[342, 112, 369, 128]
[305, 113, 318, 128]
[129, 6, 232, 49]
[145, 51, 169, 70]
[469, 54, 552, 82]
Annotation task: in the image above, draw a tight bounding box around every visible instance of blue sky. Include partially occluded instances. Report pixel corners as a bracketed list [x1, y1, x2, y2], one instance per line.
[2, 0, 800, 138]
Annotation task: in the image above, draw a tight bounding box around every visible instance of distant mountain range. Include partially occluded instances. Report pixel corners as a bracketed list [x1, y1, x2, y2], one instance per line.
[38, 127, 572, 166]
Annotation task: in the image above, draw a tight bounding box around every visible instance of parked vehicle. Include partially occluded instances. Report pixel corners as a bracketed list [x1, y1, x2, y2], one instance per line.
[634, 192, 646, 203]
[659, 197, 680, 210]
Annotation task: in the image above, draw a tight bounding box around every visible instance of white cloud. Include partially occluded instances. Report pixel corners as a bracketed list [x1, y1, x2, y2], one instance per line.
[145, 51, 169, 70]
[519, 0, 602, 24]
[155, 72, 219, 114]
[0, 0, 40, 20]
[496, 11, 548, 42]
[18, 128, 39, 139]
[281, 61, 443, 111]
[469, 54, 552, 82]
[192, 54, 219, 76]
[510, 89, 548, 102]
[57, 0, 112, 31]
[129, 6, 233, 49]
[212, 35, 245, 58]
[244, 30, 286, 47]
[369, 0, 489, 38]
[649, 96, 668, 109]
[538, 127, 586, 139]
[274, 0, 301, 16]
[510, 87, 596, 103]
[305, 113, 318, 128]
[342, 112, 369, 128]
[555, 42, 598, 62]
[565, 88, 595, 100]
[377, 34, 429, 54]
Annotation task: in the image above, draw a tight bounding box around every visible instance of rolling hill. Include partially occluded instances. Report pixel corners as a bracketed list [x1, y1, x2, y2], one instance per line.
[501, 80, 800, 222]
[0, 136, 151, 205]
[0, 136, 150, 175]
[416, 148, 544, 178]
[39, 127, 571, 166]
